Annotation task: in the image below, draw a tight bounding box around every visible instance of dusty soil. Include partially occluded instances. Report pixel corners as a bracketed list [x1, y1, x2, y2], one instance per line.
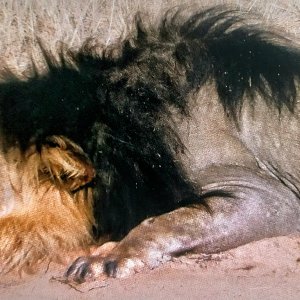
[1, 234, 300, 299]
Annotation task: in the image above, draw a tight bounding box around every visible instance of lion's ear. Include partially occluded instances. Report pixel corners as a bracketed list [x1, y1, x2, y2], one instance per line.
[28, 135, 95, 193]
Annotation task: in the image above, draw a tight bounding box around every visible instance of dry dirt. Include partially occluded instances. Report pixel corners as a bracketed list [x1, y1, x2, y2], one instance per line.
[1, 234, 300, 299]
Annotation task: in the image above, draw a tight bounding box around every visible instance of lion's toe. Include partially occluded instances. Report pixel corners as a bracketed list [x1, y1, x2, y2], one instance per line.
[65, 256, 99, 283]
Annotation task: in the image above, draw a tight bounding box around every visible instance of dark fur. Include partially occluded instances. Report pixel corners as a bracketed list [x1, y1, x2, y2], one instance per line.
[1, 7, 300, 249]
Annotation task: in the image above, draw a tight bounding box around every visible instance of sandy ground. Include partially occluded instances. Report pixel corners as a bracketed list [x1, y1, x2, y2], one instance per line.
[1, 234, 300, 300]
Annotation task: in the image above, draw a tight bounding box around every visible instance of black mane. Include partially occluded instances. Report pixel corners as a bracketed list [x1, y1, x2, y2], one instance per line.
[1, 7, 300, 239]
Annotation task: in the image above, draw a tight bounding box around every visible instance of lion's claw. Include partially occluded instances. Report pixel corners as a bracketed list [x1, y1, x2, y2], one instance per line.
[65, 256, 96, 283]
[103, 260, 118, 277]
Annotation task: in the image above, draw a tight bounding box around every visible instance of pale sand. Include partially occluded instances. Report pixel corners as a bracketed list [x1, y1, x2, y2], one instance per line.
[1, 234, 300, 299]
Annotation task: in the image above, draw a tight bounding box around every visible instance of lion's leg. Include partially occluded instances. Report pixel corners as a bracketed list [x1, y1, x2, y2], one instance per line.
[65, 167, 300, 281]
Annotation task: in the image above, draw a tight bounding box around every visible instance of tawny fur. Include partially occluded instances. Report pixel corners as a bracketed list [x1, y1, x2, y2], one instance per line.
[0, 136, 95, 274]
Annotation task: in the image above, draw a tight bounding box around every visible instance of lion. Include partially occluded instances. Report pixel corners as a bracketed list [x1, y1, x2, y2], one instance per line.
[1, 6, 300, 281]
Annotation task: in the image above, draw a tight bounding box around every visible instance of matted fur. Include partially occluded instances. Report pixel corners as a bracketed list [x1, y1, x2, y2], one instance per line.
[1, 6, 300, 276]
[0, 136, 95, 273]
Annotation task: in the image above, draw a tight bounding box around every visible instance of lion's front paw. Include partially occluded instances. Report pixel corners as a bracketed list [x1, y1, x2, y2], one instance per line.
[65, 254, 147, 282]
[64, 240, 171, 283]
